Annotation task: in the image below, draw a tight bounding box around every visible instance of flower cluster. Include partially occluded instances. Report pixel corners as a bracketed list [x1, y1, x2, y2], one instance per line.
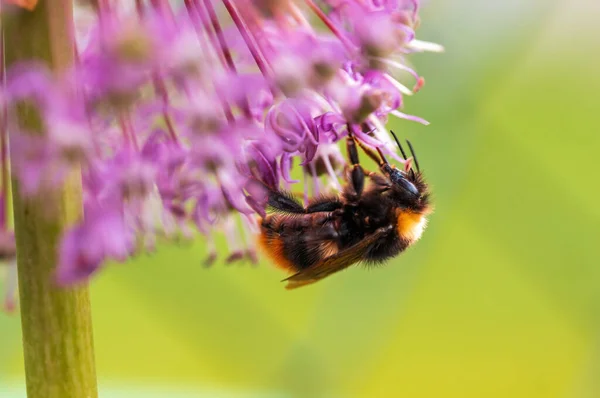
[0, 0, 441, 310]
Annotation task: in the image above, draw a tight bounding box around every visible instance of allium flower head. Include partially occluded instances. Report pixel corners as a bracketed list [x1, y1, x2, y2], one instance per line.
[0, 0, 442, 292]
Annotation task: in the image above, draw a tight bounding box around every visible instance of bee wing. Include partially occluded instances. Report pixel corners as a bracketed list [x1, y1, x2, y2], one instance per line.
[282, 226, 391, 290]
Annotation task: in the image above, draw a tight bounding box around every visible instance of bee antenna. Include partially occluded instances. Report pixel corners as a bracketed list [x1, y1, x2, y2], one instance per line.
[406, 140, 420, 172]
[390, 130, 408, 160]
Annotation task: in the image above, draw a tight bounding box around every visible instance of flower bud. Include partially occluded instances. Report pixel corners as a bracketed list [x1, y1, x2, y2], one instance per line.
[112, 27, 154, 64]
[344, 90, 384, 124]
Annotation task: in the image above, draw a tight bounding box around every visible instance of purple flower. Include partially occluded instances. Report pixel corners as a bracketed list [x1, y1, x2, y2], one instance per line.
[57, 205, 135, 284]
[0, 0, 441, 288]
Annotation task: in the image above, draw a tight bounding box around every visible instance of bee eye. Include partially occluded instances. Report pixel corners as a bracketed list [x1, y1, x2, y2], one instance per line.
[390, 170, 419, 196]
[400, 179, 419, 196]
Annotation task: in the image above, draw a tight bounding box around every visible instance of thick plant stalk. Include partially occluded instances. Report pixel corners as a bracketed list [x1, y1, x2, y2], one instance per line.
[2, 2, 98, 398]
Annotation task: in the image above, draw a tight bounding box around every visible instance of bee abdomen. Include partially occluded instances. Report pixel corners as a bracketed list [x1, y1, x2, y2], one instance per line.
[258, 215, 338, 273]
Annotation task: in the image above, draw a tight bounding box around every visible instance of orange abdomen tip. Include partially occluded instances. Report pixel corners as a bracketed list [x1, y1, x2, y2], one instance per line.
[257, 230, 297, 273]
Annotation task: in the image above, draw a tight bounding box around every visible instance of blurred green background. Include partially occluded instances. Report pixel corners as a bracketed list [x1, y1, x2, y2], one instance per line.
[2, 0, 600, 396]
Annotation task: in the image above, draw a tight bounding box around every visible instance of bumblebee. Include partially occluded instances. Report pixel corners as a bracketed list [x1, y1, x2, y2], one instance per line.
[258, 131, 432, 289]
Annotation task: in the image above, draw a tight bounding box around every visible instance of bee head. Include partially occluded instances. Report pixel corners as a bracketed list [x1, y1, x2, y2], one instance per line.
[385, 167, 427, 209]
[384, 132, 430, 211]
[389, 169, 419, 196]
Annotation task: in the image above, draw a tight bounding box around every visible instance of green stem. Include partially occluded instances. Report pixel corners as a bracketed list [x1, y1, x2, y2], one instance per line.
[3, 2, 98, 398]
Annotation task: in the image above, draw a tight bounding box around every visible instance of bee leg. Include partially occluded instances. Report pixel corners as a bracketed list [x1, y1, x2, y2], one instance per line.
[268, 190, 343, 215]
[346, 136, 365, 199]
[354, 138, 396, 180]
[267, 189, 306, 214]
[306, 197, 342, 213]
[355, 139, 385, 167]
[352, 138, 394, 192]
